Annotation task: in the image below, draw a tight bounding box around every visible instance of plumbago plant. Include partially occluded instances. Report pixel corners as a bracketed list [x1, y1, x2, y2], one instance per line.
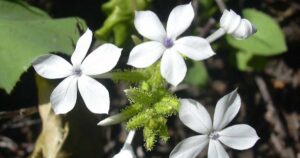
[32, 2, 259, 158]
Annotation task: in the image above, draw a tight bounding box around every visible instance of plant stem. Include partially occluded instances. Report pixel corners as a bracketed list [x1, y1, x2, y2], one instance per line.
[92, 72, 113, 79]
[206, 28, 226, 43]
[215, 0, 226, 12]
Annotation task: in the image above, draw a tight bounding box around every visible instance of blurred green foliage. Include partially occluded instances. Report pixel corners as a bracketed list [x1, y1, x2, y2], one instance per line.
[227, 9, 287, 71]
[184, 61, 209, 87]
[198, 0, 218, 21]
[95, 0, 150, 46]
[0, 0, 86, 93]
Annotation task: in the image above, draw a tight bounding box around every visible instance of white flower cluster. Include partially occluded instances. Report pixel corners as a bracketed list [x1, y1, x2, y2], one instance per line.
[32, 2, 259, 158]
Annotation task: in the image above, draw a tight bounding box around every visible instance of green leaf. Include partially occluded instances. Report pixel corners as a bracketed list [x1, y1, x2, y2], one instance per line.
[235, 51, 267, 71]
[184, 61, 209, 87]
[95, 0, 150, 46]
[125, 88, 154, 105]
[227, 9, 287, 56]
[235, 51, 253, 71]
[0, 0, 50, 20]
[0, 1, 86, 93]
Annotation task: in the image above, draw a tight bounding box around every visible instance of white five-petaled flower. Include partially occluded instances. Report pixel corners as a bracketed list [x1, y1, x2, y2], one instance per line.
[170, 89, 259, 158]
[127, 3, 215, 86]
[32, 29, 122, 114]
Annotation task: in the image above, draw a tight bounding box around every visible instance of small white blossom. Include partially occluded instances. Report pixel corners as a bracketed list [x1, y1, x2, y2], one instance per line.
[220, 9, 257, 39]
[170, 89, 259, 158]
[127, 3, 215, 86]
[32, 29, 122, 114]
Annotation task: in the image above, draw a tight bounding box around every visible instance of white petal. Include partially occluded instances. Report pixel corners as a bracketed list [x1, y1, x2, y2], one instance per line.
[127, 41, 165, 68]
[78, 75, 110, 114]
[71, 28, 93, 66]
[32, 54, 73, 79]
[220, 10, 241, 34]
[134, 11, 166, 42]
[218, 124, 259, 150]
[81, 43, 122, 75]
[179, 99, 212, 134]
[208, 140, 229, 158]
[113, 143, 136, 158]
[232, 19, 257, 40]
[213, 89, 241, 130]
[160, 49, 187, 86]
[50, 76, 78, 114]
[166, 3, 194, 39]
[174, 36, 215, 60]
[170, 135, 209, 158]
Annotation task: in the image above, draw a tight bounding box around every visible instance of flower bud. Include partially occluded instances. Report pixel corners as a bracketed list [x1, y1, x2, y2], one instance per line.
[220, 9, 257, 39]
[97, 113, 128, 126]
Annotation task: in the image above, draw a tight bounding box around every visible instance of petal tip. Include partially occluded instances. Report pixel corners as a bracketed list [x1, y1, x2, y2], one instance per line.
[53, 108, 66, 115]
[97, 121, 104, 126]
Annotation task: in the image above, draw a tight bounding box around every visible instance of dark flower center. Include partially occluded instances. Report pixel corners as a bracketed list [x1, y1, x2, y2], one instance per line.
[209, 132, 220, 140]
[73, 66, 82, 76]
[163, 38, 174, 48]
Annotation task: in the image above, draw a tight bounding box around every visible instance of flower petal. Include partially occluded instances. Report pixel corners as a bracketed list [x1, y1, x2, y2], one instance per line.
[160, 49, 187, 86]
[218, 124, 259, 150]
[32, 54, 73, 79]
[170, 135, 209, 158]
[71, 28, 93, 66]
[134, 11, 166, 42]
[208, 140, 229, 158]
[81, 43, 122, 75]
[127, 41, 165, 68]
[113, 143, 136, 158]
[78, 75, 110, 114]
[179, 99, 212, 134]
[174, 36, 215, 60]
[213, 89, 241, 130]
[166, 3, 194, 39]
[50, 76, 78, 114]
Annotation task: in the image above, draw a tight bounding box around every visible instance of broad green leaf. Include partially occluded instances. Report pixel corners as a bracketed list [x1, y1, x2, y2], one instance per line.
[184, 61, 209, 87]
[0, 0, 49, 20]
[95, 0, 150, 46]
[227, 9, 287, 56]
[0, 1, 86, 93]
[235, 51, 253, 71]
[235, 51, 267, 71]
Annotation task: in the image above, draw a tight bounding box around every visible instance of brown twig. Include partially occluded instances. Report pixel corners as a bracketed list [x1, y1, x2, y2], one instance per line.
[255, 76, 291, 157]
[0, 107, 38, 120]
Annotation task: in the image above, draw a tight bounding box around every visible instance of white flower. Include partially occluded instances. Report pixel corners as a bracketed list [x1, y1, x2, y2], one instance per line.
[170, 89, 259, 158]
[32, 29, 122, 114]
[113, 143, 136, 158]
[127, 3, 215, 86]
[220, 9, 257, 39]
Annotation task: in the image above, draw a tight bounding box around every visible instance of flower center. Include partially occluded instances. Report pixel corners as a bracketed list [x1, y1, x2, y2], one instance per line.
[163, 38, 174, 48]
[209, 131, 220, 140]
[73, 66, 82, 77]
